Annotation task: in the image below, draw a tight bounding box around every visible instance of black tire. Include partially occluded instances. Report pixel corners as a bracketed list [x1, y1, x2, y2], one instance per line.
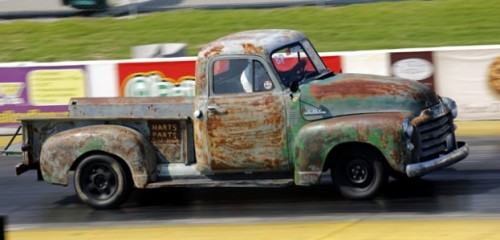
[332, 147, 388, 200]
[74, 154, 131, 209]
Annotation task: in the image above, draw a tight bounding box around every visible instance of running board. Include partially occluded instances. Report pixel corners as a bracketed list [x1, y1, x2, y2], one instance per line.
[150, 163, 294, 188]
[145, 178, 294, 188]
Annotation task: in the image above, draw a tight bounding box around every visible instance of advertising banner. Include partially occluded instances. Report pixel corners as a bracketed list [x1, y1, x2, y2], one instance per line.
[434, 49, 500, 120]
[390, 51, 436, 91]
[341, 51, 389, 76]
[0, 66, 86, 127]
[117, 60, 196, 97]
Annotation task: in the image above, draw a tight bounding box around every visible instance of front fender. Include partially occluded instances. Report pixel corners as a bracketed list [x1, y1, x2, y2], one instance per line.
[39, 125, 156, 188]
[293, 112, 410, 185]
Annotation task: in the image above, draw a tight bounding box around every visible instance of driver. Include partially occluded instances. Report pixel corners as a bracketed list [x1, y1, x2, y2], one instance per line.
[240, 61, 271, 92]
[276, 59, 307, 87]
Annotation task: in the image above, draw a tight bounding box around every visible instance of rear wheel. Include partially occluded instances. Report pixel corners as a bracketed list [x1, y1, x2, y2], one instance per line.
[332, 147, 388, 199]
[74, 154, 131, 209]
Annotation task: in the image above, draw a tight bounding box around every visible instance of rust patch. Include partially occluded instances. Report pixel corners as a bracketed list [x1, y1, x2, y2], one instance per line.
[264, 159, 283, 168]
[412, 109, 432, 126]
[193, 120, 210, 171]
[242, 43, 265, 55]
[203, 45, 224, 58]
[158, 145, 180, 162]
[195, 71, 206, 96]
[356, 123, 370, 143]
[301, 133, 324, 170]
[295, 112, 408, 175]
[210, 159, 235, 170]
[389, 150, 400, 166]
[37, 124, 156, 188]
[310, 79, 414, 100]
[206, 93, 287, 171]
[70, 96, 191, 105]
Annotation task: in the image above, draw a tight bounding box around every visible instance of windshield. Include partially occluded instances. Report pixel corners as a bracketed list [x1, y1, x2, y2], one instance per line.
[271, 40, 327, 87]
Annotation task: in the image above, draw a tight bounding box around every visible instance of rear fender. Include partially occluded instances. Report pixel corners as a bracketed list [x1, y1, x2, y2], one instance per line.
[293, 113, 410, 185]
[39, 125, 156, 188]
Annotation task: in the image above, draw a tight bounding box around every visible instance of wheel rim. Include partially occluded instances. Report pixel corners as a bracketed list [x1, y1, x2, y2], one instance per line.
[80, 162, 118, 200]
[345, 158, 374, 188]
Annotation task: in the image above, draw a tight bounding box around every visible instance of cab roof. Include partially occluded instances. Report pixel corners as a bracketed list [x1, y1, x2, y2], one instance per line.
[197, 29, 307, 60]
[194, 29, 308, 96]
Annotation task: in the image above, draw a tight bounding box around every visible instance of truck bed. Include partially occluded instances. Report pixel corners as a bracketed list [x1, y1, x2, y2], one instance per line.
[18, 97, 196, 173]
[68, 96, 194, 119]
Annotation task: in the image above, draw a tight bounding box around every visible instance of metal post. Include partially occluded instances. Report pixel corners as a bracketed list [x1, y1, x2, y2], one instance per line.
[3, 126, 22, 153]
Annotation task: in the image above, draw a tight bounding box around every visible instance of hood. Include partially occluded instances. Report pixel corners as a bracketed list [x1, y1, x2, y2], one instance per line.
[298, 73, 440, 121]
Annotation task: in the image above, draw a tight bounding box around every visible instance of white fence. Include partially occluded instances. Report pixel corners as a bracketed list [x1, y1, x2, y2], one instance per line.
[2, 44, 500, 128]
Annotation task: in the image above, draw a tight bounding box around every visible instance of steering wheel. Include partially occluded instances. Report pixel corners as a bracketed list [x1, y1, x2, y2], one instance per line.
[281, 60, 307, 87]
[295, 59, 307, 79]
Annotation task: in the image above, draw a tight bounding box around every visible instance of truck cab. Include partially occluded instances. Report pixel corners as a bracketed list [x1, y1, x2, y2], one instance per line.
[16, 29, 469, 209]
[192, 30, 326, 174]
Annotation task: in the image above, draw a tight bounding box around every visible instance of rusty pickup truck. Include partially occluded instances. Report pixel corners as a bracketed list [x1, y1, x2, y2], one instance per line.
[16, 29, 469, 209]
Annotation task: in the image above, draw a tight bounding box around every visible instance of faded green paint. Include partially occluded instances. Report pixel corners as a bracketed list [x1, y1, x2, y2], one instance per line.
[291, 112, 411, 186]
[283, 72, 443, 185]
[79, 137, 105, 154]
[299, 73, 439, 122]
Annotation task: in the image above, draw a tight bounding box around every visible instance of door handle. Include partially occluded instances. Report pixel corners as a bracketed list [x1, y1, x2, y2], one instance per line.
[207, 105, 227, 113]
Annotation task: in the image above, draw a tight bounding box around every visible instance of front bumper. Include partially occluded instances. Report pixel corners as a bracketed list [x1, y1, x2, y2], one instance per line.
[405, 141, 469, 178]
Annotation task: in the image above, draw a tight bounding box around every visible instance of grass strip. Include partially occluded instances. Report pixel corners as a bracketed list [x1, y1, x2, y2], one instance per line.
[0, 0, 499, 62]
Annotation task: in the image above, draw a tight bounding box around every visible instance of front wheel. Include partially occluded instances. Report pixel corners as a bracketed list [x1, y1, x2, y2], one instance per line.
[74, 154, 131, 209]
[332, 148, 388, 200]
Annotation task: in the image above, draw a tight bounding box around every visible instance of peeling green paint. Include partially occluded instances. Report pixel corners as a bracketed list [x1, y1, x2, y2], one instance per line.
[79, 137, 105, 154]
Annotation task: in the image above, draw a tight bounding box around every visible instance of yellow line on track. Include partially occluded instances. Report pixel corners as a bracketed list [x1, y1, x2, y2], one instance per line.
[0, 136, 20, 149]
[455, 120, 500, 137]
[7, 219, 500, 240]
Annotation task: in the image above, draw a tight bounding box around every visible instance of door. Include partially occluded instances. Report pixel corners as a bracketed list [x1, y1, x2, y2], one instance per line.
[206, 58, 289, 172]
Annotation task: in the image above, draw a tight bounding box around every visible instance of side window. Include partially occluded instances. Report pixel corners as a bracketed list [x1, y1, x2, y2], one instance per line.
[212, 59, 273, 94]
[252, 61, 274, 92]
[213, 59, 248, 94]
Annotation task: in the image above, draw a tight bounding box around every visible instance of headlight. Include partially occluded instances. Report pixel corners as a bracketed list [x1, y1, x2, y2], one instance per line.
[402, 118, 414, 138]
[450, 102, 458, 119]
[442, 97, 458, 119]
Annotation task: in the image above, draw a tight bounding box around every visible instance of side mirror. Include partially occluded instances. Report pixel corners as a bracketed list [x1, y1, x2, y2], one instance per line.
[289, 80, 300, 93]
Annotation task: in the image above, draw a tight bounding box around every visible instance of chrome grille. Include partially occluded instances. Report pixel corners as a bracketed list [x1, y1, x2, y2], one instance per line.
[416, 113, 454, 161]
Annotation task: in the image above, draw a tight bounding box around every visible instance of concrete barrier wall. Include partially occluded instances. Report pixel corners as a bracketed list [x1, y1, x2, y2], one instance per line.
[2, 44, 500, 128]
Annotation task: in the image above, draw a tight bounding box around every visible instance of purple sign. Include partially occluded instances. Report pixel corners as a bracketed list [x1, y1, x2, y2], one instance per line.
[0, 65, 87, 127]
